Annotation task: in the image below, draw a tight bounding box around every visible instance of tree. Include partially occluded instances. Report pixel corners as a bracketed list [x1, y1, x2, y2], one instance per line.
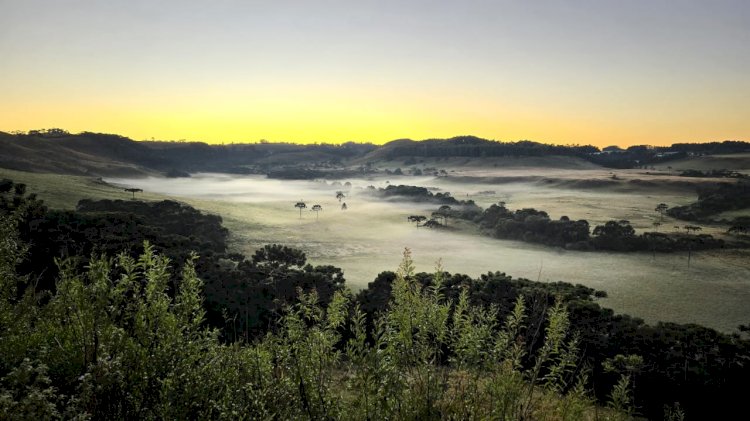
[432, 205, 452, 226]
[124, 188, 143, 199]
[683, 225, 702, 267]
[728, 226, 747, 236]
[593, 220, 635, 238]
[311, 204, 322, 220]
[341, 202, 348, 210]
[294, 201, 307, 218]
[336, 191, 345, 202]
[407, 215, 427, 227]
[655, 203, 669, 221]
[684, 225, 702, 235]
[422, 218, 443, 229]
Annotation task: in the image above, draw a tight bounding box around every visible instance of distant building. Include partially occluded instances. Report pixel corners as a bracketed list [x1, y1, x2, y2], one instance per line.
[654, 151, 680, 158]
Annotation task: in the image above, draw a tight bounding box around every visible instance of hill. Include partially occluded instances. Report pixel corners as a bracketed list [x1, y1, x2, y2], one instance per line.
[655, 153, 750, 173]
[1, 130, 749, 177]
[0, 131, 377, 176]
[359, 136, 598, 163]
[0, 131, 162, 176]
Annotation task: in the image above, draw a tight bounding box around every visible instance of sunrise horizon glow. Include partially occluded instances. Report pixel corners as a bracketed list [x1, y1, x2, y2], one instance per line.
[2, 1, 748, 148]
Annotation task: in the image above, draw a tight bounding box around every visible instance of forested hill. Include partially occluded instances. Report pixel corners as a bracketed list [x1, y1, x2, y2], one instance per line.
[0, 130, 376, 176]
[361, 136, 599, 160]
[2, 129, 749, 176]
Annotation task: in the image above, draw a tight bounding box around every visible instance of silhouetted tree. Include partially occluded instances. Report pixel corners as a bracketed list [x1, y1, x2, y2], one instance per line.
[335, 191, 345, 202]
[728, 226, 747, 236]
[684, 225, 702, 235]
[294, 201, 306, 218]
[422, 218, 443, 229]
[655, 203, 669, 221]
[682, 225, 702, 267]
[407, 215, 427, 227]
[432, 205, 452, 226]
[124, 188, 143, 199]
[311, 204, 322, 220]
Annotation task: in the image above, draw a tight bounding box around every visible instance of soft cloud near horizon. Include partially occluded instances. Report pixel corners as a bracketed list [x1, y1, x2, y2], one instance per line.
[1, 0, 748, 146]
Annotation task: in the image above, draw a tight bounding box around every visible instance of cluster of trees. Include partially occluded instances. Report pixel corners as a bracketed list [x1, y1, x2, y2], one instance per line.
[0, 225, 635, 419]
[2, 179, 749, 419]
[383, 136, 598, 161]
[728, 222, 749, 236]
[477, 205, 591, 248]
[667, 182, 750, 221]
[406, 204, 480, 229]
[444, 202, 728, 253]
[0, 181, 345, 340]
[679, 169, 748, 179]
[24, 128, 70, 137]
[587, 141, 750, 169]
[356, 268, 750, 420]
[144, 137, 376, 171]
[381, 137, 750, 169]
[371, 184, 478, 207]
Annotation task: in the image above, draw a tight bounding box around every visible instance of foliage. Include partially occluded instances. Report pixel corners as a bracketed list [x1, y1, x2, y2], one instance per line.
[356, 267, 750, 420]
[370, 184, 478, 207]
[668, 181, 750, 221]
[451, 201, 729, 252]
[4, 179, 750, 419]
[1, 214, 618, 419]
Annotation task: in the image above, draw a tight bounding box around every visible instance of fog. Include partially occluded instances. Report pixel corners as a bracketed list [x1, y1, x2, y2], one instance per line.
[108, 173, 750, 332]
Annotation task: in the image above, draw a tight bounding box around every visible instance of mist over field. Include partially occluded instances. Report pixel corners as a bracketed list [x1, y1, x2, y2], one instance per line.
[108, 172, 750, 332]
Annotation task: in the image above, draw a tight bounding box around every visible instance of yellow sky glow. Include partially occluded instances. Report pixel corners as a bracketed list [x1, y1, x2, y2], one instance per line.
[2, 1, 748, 147]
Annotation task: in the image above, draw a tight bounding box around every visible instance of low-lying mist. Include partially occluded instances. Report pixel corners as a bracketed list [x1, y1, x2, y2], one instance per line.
[108, 173, 750, 332]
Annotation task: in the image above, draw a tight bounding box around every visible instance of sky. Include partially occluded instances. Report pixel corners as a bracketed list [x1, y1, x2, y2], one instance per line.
[1, 0, 748, 146]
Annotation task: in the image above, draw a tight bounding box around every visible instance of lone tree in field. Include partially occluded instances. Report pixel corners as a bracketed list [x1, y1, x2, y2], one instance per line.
[655, 203, 669, 221]
[124, 188, 143, 199]
[311, 204, 322, 220]
[335, 191, 345, 202]
[294, 201, 307, 219]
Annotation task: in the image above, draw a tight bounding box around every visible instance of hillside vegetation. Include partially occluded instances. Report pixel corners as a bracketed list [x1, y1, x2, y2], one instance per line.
[1, 179, 748, 420]
[3, 130, 749, 178]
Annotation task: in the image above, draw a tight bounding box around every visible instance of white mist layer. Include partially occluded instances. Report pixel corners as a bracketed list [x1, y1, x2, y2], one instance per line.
[107, 173, 750, 332]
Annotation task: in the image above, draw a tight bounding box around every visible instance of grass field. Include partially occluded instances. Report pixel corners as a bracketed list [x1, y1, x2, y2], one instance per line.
[3, 167, 750, 333]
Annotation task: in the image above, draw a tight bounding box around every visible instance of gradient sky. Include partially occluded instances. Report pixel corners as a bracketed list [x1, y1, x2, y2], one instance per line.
[1, 0, 748, 146]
